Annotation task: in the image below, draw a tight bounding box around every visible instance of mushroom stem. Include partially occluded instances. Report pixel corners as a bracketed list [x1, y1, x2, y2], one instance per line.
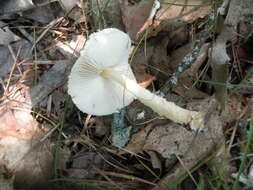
[101, 68, 204, 130]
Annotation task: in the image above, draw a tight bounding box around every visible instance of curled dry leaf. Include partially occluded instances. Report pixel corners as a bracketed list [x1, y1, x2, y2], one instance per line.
[138, 76, 156, 88]
[146, 150, 162, 170]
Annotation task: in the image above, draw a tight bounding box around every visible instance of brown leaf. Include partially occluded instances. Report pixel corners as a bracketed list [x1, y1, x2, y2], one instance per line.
[134, 63, 156, 88]
[223, 94, 246, 123]
[152, 0, 211, 35]
[225, 0, 253, 27]
[0, 109, 36, 140]
[146, 150, 162, 170]
[120, 125, 150, 154]
[68, 152, 109, 179]
[0, 84, 55, 189]
[85, 117, 108, 137]
[20, 69, 42, 87]
[29, 59, 75, 107]
[121, 0, 154, 40]
[122, 98, 224, 190]
[245, 98, 253, 119]
[138, 76, 156, 88]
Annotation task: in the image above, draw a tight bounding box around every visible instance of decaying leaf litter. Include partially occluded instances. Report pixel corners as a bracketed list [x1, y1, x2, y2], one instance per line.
[0, 0, 253, 190]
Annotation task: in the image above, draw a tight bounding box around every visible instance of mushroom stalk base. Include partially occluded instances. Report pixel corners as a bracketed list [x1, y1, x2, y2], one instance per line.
[101, 68, 204, 130]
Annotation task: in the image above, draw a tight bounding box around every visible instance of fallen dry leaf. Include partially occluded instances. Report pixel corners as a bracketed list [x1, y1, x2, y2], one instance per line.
[0, 108, 37, 140]
[0, 0, 35, 14]
[68, 152, 109, 179]
[84, 117, 109, 137]
[151, 0, 211, 36]
[134, 63, 156, 88]
[138, 76, 156, 88]
[223, 94, 246, 123]
[59, 0, 80, 12]
[0, 85, 54, 189]
[146, 150, 162, 170]
[23, 4, 56, 24]
[0, 0, 56, 15]
[121, 0, 154, 40]
[0, 21, 20, 45]
[122, 97, 224, 190]
[156, 0, 211, 23]
[89, 0, 124, 30]
[56, 34, 86, 59]
[225, 0, 253, 26]
[0, 39, 31, 79]
[20, 69, 42, 87]
[29, 59, 75, 107]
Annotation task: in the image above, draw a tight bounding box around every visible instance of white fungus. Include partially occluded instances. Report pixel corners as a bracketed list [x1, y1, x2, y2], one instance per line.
[68, 28, 205, 130]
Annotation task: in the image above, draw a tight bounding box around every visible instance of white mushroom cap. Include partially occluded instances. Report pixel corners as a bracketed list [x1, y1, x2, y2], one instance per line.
[68, 28, 136, 115]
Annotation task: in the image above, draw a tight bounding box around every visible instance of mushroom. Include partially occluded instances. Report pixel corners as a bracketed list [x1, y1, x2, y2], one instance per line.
[68, 28, 204, 130]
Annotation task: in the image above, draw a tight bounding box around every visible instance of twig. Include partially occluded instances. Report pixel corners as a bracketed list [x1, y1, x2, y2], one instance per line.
[94, 168, 156, 186]
[4, 45, 21, 96]
[175, 154, 198, 186]
[95, 167, 125, 190]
